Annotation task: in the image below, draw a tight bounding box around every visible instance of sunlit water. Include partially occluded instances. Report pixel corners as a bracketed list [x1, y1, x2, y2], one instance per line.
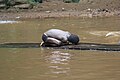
[0, 17, 120, 80]
[0, 20, 18, 24]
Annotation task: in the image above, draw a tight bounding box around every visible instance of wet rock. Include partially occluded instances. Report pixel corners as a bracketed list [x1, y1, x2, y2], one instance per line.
[14, 4, 33, 9]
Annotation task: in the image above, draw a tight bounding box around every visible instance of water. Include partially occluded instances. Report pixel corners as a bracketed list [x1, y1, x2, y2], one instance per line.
[0, 20, 18, 24]
[0, 17, 120, 80]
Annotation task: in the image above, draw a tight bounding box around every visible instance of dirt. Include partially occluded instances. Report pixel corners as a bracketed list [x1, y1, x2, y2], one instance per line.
[0, 0, 120, 20]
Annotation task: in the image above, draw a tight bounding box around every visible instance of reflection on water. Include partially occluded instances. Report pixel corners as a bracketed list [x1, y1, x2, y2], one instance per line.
[0, 20, 18, 24]
[0, 49, 120, 80]
[48, 51, 71, 64]
[46, 51, 71, 75]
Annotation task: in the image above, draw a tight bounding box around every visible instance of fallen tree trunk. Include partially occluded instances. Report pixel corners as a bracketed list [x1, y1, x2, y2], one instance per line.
[0, 42, 120, 51]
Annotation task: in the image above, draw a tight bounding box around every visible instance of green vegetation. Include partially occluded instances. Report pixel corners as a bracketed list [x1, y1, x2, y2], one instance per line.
[63, 0, 72, 3]
[72, 0, 80, 3]
[28, 0, 37, 5]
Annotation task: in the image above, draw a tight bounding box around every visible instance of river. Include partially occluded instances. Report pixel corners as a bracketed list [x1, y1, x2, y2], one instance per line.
[0, 17, 120, 80]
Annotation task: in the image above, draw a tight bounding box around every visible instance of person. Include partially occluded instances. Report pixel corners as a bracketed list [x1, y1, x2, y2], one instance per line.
[41, 29, 80, 47]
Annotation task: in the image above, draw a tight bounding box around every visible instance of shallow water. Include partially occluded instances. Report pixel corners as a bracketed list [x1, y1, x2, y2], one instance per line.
[0, 20, 18, 24]
[0, 17, 120, 80]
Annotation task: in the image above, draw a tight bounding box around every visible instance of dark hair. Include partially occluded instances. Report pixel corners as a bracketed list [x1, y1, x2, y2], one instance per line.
[68, 34, 79, 44]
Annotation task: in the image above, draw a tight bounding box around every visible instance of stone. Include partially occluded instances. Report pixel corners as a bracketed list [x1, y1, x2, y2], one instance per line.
[0, 4, 6, 9]
[15, 0, 28, 4]
[0, 0, 4, 3]
[14, 4, 33, 9]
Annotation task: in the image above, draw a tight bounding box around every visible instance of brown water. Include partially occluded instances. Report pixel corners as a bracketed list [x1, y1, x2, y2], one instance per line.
[0, 17, 120, 80]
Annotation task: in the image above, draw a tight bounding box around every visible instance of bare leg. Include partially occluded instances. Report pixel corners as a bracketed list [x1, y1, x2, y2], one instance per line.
[42, 37, 62, 47]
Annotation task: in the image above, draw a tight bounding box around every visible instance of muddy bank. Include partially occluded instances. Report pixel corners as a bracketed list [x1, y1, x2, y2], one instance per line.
[0, 0, 120, 19]
[0, 10, 120, 20]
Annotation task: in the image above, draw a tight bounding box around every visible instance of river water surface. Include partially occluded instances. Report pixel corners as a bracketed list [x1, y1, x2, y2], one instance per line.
[0, 17, 120, 80]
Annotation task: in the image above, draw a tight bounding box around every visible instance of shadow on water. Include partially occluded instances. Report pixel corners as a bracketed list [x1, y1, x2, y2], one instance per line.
[0, 42, 120, 51]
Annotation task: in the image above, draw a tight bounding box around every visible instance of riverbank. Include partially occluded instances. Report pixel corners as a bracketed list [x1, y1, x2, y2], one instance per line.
[0, 1, 120, 20]
[0, 10, 120, 20]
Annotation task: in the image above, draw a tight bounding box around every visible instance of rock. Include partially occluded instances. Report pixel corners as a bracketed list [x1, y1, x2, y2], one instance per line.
[6, 0, 16, 6]
[105, 32, 120, 37]
[97, 9, 110, 13]
[14, 4, 33, 9]
[0, 4, 6, 9]
[15, 0, 28, 4]
[45, 10, 51, 13]
[0, 0, 4, 3]
[62, 7, 65, 11]
[15, 0, 28, 5]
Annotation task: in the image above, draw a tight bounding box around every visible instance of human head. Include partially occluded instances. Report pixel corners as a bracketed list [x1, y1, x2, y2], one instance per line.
[68, 34, 79, 44]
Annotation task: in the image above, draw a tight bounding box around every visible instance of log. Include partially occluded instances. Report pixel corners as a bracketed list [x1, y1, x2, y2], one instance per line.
[0, 42, 120, 51]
